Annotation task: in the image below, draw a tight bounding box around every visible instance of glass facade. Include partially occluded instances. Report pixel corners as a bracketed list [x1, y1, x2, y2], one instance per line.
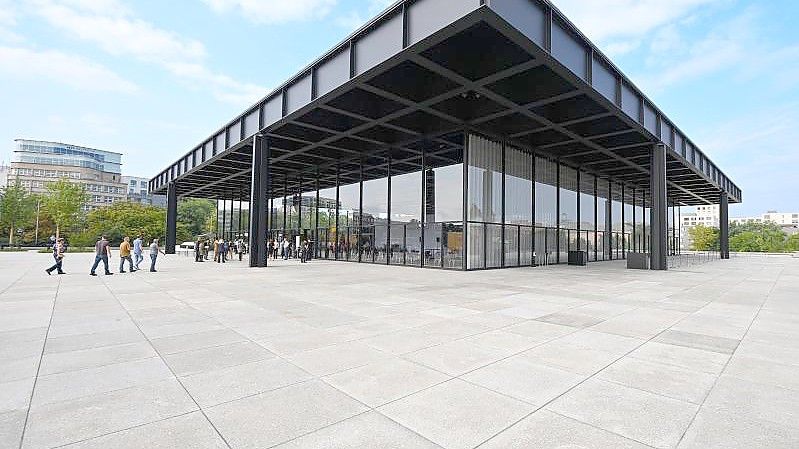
[263, 132, 677, 270]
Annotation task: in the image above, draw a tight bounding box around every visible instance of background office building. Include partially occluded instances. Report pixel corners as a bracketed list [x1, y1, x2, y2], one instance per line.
[9, 139, 126, 210]
[151, 0, 741, 271]
[123, 175, 166, 206]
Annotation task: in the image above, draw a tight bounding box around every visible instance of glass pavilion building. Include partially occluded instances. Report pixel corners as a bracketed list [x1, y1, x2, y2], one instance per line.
[150, 0, 741, 271]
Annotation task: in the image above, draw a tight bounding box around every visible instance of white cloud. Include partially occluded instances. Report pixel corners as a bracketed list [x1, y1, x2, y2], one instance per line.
[29, 0, 265, 106]
[202, 0, 337, 24]
[0, 46, 138, 92]
[0, 0, 24, 43]
[551, 0, 720, 43]
[335, 0, 397, 31]
[633, 8, 798, 93]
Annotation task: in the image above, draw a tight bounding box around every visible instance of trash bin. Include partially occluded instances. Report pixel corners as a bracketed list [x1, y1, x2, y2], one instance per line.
[567, 251, 587, 266]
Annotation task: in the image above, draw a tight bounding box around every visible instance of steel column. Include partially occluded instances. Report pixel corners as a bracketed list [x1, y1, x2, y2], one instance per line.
[166, 182, 177, 254]
[719, 192, 730, 259]
[650, 144, 668, 270]
[249, 135, 270, 268]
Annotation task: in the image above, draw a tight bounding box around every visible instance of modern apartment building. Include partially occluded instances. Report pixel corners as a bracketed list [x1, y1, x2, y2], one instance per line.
[9, 139, 126, 210]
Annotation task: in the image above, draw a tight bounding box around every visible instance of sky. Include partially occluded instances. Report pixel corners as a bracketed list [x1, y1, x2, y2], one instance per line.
[0, 0, 797, 217]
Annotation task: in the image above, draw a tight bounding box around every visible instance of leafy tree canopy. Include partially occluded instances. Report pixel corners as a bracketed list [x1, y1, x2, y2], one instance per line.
[0, 179, 37, 245]
[688, 224, 719, 251]
[41, 179, 89, 239]
[77, 201, 171, 246]
[178, 198, 216, 240]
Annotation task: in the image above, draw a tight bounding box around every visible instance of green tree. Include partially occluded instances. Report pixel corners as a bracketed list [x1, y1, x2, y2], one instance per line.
[786, 233, 799, 252]
[41, 179, 89, 240]
[688, 224, 719, 251]
[80, 201, 167, 246]
[0, 179, 36, 245]
[729, 221, 787, 252]
[178, 198, 216, 240]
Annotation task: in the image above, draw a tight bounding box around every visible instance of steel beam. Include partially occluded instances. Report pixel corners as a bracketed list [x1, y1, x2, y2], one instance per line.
[719, 192, 730, 259]
[249, 135, 270, 267]
[166, 182, 177, 254]
[650, 144, 668, 270]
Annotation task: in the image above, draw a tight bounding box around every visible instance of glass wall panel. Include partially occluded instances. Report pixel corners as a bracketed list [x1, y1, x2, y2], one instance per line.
[504, 225, 519, 267]
[390, 158, 422, 265]
[596, 179, 609, 260]
[535, 157, 557, 228]
[505, 147, 532, 225]
[467, 135, 502, 268]
[624, 185, 634, 240]
[338, 181, 360, 260]
[559, 165, 578, 230]
[611, 182, 623, 259]
[362, 158, 388, 264]
[317, 187, 337, 258]
[634, 189, 644, 253]
[486, 224, 502, 268]
[579, 172, 595, 258]
[427, 142, 463, 269]
[468, 223, 484, 270]
[520, 226, 533, 266]
[467, 135, 502, 223]
[534, 227, 547, 265]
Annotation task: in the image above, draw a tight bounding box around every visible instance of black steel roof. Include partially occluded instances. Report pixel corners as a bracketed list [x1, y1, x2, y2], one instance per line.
[150, 0, 741, 206]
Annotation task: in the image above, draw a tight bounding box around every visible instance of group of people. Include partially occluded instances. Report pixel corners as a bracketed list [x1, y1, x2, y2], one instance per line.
[267, 238, 312, 263]
[44, 235, 166, 276]
[193, 237, 247, 263]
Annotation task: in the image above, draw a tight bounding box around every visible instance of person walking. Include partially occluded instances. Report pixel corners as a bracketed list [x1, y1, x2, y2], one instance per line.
[194, 237, 203, 262]
[221, 240, 228, 263]
[45, 237, 66, 275]
[119, 236, 135, 273]
[149, 238, 166, 272]
[237, 239, 245, 261]
[133, 235, 144, 270]
[213, 239, 220, 263]
[282, 238, 290, 260]
[90, 235, 113, 276]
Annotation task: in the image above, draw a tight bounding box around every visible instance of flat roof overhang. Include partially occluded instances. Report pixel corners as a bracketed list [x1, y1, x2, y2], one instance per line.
[150, 0, 741, 207]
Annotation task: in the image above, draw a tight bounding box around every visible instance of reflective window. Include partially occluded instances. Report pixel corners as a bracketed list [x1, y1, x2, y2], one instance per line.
[559, 165, 578, 230]
[362, 155, 388, 263]
[505, 147, 532, 225]
[535, 157, 557, 227]
[390, 157, 422, 266]
[338, 181, 360, 260]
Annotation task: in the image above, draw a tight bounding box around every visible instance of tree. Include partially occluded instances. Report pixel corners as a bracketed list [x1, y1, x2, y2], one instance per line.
[177, 198, 216, 239]
[786, 233, 799, 252]
[80, 201, 167, 245]
[688, 224, 719, 251]
[729, 221, 787, 253]
[0, 179, 36, 245]
[41, 179, 89, 240]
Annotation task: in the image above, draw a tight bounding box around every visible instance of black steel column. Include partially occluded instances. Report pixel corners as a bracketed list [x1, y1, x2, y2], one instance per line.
[166, 182, 177, 254]
[420, 147, 426, 267]
[249, 135, 270, 268]
[238, 192, 243, 239]
[388, 154, 393, 266]
[358, 159, 363, 263]
[650, 143, 668, 270]
[719, 192, 730, 259]
[500, 143, 506, 267]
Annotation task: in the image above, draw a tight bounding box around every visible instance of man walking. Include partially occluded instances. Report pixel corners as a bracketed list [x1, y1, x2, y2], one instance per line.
[45, 237, 66, 275]
[149, 238, 165, 272]
[119, 236, 135, 273]
[133, 235, 144, 270]
[90, 235, 113, 276]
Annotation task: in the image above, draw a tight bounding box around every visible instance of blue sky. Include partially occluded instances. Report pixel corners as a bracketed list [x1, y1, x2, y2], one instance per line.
[0, 0, 796, 217]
